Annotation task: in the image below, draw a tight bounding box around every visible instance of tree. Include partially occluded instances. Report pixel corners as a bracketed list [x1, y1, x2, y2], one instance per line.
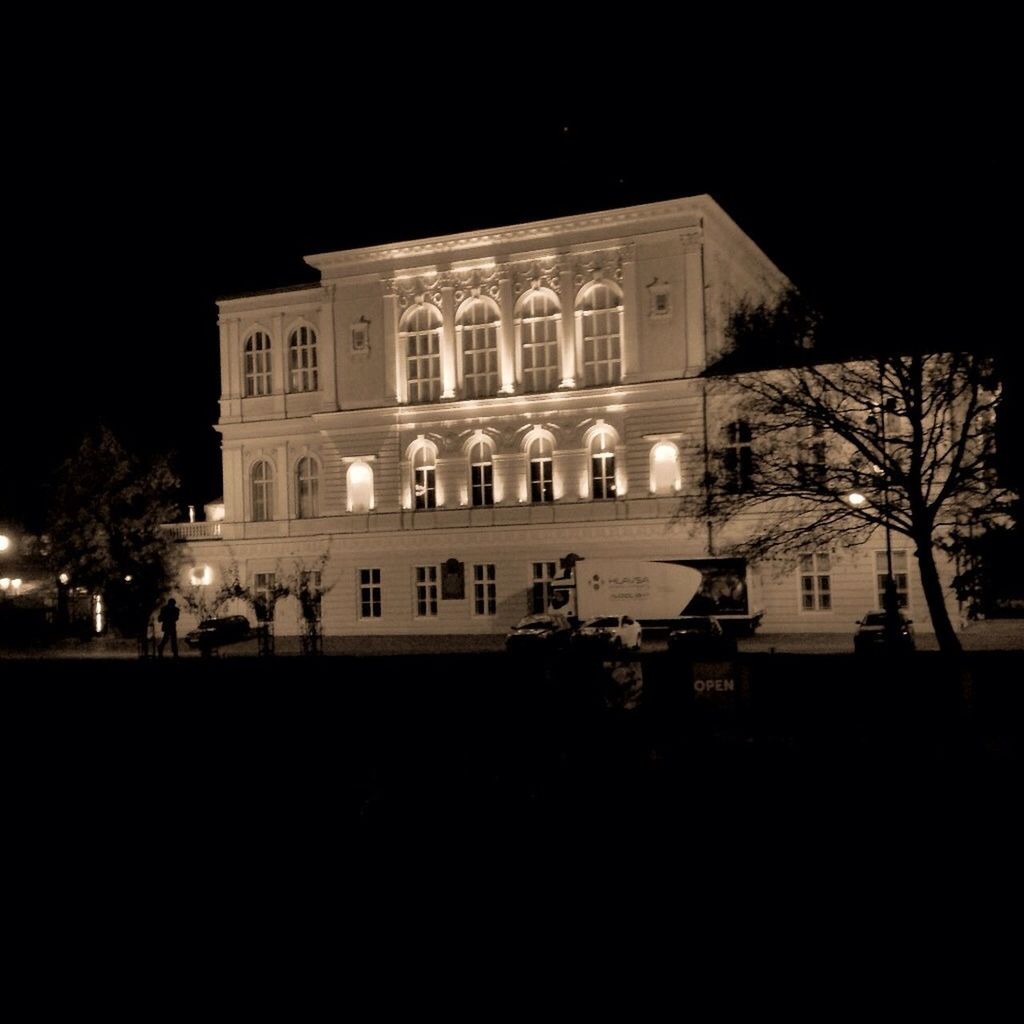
[698, 339, 1015, 655]
[45, 428, 182, 636]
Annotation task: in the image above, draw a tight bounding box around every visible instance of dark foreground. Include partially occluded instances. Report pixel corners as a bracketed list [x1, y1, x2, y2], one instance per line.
[4, 650, 1019, 836]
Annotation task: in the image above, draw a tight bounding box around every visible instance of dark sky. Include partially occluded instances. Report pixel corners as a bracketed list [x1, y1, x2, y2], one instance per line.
[3, 27, 1017, 531]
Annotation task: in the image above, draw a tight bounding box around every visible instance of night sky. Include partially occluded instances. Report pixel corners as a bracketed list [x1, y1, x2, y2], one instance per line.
[3, 29, 1016, 532]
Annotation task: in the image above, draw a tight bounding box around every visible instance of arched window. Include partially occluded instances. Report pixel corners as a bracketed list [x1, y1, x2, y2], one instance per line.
[295, 456, 319, 519]
[412, 445, 436, 510]
[516, 289, 560, 393]
[401, 304, 443, 403]
[288, 325, 318, 393]
[250, 460, 274, 521]
[528, 436, 553, 504]
[577, 282, 622, 387]
[244, 331, 272, 396]
[469, 440, 493, 507]
[591, 430, 617, 500]
[650, 442, 681, 496]
[347, 460, 374, 513]
[457, 298, 500, 399]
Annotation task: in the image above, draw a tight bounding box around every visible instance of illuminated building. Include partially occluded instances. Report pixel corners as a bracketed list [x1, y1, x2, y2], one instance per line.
[174, 196, 954, 637]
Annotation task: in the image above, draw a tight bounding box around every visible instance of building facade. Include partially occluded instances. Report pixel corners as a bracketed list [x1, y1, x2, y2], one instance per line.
[173, 196, 953, 637]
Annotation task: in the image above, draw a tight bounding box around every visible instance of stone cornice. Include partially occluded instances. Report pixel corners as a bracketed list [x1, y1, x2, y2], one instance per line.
[305, 196, 711, 275]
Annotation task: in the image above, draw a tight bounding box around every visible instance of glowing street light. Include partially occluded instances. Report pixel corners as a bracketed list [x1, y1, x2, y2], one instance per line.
[0, 534, 10, 552]
[847, 491, 867, 508]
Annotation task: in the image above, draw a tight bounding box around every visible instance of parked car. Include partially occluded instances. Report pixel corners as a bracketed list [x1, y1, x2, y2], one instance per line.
[853, 611, 915, 654]
[505, 613, 573, 654]
[667, 616, 736, 658]
[184, 615, 252, 651]
[574, 615, 643, 651]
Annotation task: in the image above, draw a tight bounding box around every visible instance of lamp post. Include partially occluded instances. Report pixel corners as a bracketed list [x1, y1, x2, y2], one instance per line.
[863, 393, 901, 646]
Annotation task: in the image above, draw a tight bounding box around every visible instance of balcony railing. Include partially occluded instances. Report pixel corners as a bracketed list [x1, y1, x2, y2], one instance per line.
[162, 522, 223, 541]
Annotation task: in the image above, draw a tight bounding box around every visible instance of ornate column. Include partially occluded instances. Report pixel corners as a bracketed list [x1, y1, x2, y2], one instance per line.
[440, 284, 457, 399]
[383, 289, 401, 403]
[621, 246, 639, 380]
[559, 266, 577, 388]
[498, 274, 515, 393]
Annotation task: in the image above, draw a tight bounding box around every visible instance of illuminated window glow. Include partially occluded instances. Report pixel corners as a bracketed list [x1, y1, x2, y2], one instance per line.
[412, 444, 437, 510]
[591, 431, 616, 500]
[651, 442, 681, 495]
[190, 565, 213, 587]
[347, 460, 374, 513]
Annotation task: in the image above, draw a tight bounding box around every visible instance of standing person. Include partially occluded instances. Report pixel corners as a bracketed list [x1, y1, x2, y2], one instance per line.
[157, 598, 180, 658]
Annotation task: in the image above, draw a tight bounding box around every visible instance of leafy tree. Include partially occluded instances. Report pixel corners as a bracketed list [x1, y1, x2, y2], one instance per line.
[45, 428, 182, 636]
[698, 331, 1015, 654]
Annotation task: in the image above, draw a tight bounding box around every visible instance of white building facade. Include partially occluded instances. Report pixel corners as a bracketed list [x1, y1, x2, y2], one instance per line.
[173, 196, 952, 637]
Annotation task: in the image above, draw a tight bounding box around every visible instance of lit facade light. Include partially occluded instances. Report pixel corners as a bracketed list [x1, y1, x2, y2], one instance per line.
[190, 565, 213, 587]
[847, 492, 867, 507]
[0, 534, 10, 552]
[124, 575, 133, 583]
[0, 578, 10, 591]
[59, 573, 70, 585]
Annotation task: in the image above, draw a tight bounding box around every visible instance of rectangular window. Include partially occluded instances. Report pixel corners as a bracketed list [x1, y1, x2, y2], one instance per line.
[471, 463, 493, 507]
[359, 568, 382, 619]
[799, 426, 827, 487]
[299, 570, 323, 622]
[472, 564, 497, 616]
[591, 453, 616, 500]
[530, 459, 553, 503]
[407, 334, 441, 403]
[724, 421, 754, 493]
[462, 326, 499, 398]
[875, 550, 909, 610]
[415, 467, 436, 510]
[521, 315, 559, 393]
[531, 562, 558, 614]
[415, 565, 438, 617]
[799, 553, 831, 611]
[252, 572, 276, 621]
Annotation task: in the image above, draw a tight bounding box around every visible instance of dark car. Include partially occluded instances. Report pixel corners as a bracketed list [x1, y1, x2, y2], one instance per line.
[505, 613, 573, 654]
[853, 611, 915, 654]
[185, 615, 252, 652]
[667, 616, 736, 658]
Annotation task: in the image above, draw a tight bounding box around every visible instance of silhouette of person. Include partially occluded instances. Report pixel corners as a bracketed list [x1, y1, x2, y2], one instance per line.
[157, 598, 180, 658]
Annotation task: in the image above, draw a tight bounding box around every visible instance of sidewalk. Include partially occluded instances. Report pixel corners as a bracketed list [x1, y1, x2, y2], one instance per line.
[2, 618, 1021, 658]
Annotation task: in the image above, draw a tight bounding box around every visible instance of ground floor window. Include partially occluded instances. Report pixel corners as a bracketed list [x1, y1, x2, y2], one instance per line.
[875, 550, 909, 610]
[299, 570, 323, 623]
[799, 553, 831, 611]
[359, 568, 382, 619]
[531, 561, 558, 613]
[252, 572, 276, 621]
[415, 565, 438, 617]
[473, 564, 496, 616]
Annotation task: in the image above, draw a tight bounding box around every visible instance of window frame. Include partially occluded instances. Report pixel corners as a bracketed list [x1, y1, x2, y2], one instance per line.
[531, 561, 558, 614]
[250, 459, 274, 522]
[469, 440, 494, 508]
[295, 455, 320, 520]
[590, 431, 617, 500]
[577, 281, 623, 387]
[414, 565, 439, 617]
[456, 297, 500, 399]
[401, 304, 443, 404]
[799, 552, 832, 612]
[359, 567, 382, 619]
[288, 324, 319, 393]
[875, 550, 910, 611]
[472, 563, 497, 617]
[243, 330, 272, 397]
[516, 288, 561, 394]
[412, 445, 437, 510]
[528, 436, 554, 504]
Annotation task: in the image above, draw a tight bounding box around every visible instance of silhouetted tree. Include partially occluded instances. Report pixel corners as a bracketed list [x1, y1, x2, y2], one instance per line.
[45, 428, 182, 636]
[697, 333, 1015, 654]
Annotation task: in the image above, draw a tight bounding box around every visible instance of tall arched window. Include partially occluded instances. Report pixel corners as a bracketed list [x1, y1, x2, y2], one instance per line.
[469, 440, 493, 507]
[244, 331, 272, 396]
[528, 436, 554, 504]
[295, 456, 319, 519]
[288, 325, 318, 393]
[412, 445, 437, 510]
[347, 461, 374, 513]
[650, 442, 681, 496]
[401, 304, 443, 403]
[516, 289, 560, 393]
[457, 298, 500, 399]
[591, 430, 616, 500]
[577, 282, 622, 387]
[250, 460, 274, 521]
